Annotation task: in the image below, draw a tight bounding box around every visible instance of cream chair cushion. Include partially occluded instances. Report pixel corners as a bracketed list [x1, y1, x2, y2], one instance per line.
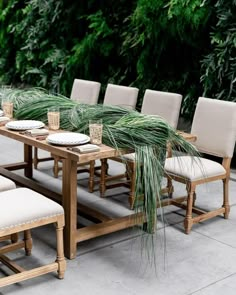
[0, 175, 16, 192]
[122, 150, 169, 162]
[165, 156, 226, 181]
[122, 153, 135, 161]
[0, 188, 64, 230]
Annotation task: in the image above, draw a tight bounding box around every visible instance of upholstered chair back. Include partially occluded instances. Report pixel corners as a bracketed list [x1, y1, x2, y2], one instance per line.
[103, 84, 139, 109]
[191, 97, 236, 158]
[70, 79, 101, 104]
[141, 90, 182, 128]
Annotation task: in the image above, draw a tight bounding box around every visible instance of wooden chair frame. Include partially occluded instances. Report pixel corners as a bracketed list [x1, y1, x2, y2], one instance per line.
[163, 157, 231, 234]
[52, 156, 100, 192]
[162, 97, 236, 233]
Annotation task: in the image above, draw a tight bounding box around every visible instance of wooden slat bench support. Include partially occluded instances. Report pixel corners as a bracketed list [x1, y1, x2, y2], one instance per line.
[77, 203, 112, 222]
[76, 212, 145, 242]
[1, 162, 28, 171]
[0, 263, 59, 287]
[0, 241, 25, 255]
[0, 254, 26, 273]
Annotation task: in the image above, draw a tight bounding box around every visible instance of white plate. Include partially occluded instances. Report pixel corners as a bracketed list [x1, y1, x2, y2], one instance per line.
[0, 110, 3, 117]
[47, 133, 90, 146]
[6, 120, 45, 131]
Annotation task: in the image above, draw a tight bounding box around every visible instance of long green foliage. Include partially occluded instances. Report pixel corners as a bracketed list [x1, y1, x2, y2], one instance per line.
[1, 87, 198, 233]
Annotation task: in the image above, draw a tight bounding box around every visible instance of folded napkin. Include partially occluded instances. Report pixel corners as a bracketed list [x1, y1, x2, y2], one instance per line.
[0, 116, 10, 126]
[25, 128, 49, 136]
[0, 116, 10, 122]
[69, 144, 100, 154]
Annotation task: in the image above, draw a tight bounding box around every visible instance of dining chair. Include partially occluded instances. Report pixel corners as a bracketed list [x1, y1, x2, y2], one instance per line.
[164, 97, 236, 234]
[0, 187, 66, 287]
[34, 79, 101, 183]
[100, 90, 183, 208]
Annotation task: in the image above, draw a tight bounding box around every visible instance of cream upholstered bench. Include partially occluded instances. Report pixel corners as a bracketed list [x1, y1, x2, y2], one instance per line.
[0, 175, 16, 192]
[0, 175, 18, 244]
[0, 187, 66, 287]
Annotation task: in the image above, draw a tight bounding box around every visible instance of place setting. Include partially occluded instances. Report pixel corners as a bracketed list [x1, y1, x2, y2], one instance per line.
[47, 132, 101, 154]
[46, 113, 102, 153]
[2, 106, 103, 153]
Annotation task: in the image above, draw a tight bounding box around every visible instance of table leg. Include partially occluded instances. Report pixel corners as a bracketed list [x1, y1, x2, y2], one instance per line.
[24, 144, 33, 178]
[62, 157, 78, 259]
[100, 158, 107, 197]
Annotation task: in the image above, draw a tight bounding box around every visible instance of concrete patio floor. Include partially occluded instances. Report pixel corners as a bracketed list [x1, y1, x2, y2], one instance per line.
[0, 136, 236, 295]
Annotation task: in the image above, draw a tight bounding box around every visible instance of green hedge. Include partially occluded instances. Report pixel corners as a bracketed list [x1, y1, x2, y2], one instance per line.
[0, 0, 235, 118]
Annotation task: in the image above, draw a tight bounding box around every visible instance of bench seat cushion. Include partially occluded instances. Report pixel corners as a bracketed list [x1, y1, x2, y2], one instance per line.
[0, 176, 16, 192]
[0, 188, 64, 230]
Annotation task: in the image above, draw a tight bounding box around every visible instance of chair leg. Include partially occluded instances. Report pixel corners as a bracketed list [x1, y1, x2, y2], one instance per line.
[89, 160, 95, 193]
[11, 233, 18, 243]
[55, 221, 66, 279]
[33, 148, 39, 169]
[53, 156, 60, 178]
[184, 183, 195, 234]
[167, 178, 174, 197]
[193, 192, 197, 207]
[223, 178, 230, 219]
[24, 230, 32, 256]
[104, 160, 109, 175]
[125, 163, 130, 181]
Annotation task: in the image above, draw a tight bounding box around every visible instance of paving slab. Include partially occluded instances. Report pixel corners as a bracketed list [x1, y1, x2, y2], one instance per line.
[192, 273, 236, 295]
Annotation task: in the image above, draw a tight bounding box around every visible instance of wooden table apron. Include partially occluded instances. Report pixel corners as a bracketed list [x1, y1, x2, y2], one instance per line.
[0, 126, 140, 259]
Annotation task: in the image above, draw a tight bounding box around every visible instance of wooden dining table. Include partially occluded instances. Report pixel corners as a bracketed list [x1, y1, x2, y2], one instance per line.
[0, 125, 196, 259]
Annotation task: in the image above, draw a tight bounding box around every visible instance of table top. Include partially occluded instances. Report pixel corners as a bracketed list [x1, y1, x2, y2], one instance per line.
[0, 124, 196, 163]
[0, 125, 130, 163]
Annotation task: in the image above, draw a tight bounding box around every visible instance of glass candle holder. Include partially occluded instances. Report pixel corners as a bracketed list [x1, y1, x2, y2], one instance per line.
[47, 107, 60, 130]
[1, 99, 13, 119]
[89, 119, 103, 145]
